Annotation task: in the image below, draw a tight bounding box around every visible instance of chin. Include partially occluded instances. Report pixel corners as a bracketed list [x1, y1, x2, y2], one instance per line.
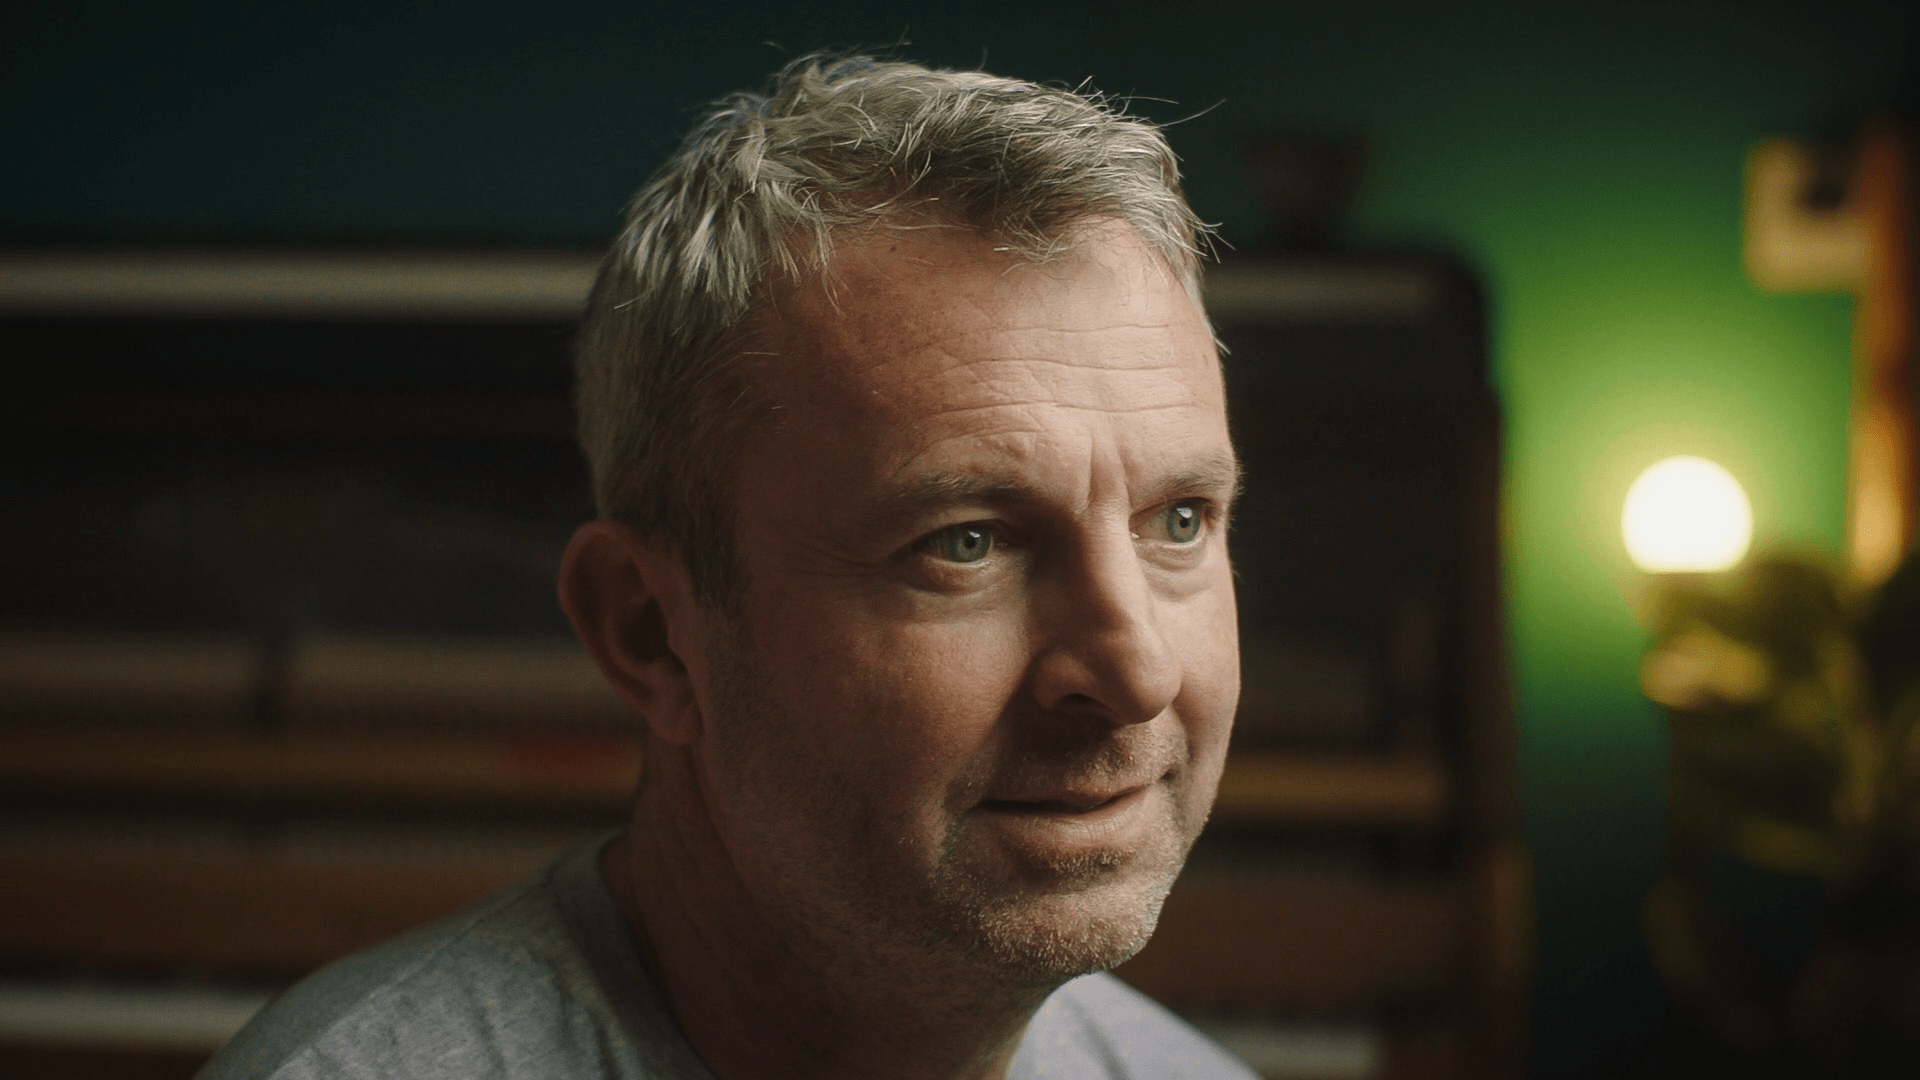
[947, 862, 1181, 988]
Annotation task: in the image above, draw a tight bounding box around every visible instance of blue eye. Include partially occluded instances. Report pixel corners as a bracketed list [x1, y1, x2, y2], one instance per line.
[922, 525, 996, 563]
[1156, 503, 1204, 544]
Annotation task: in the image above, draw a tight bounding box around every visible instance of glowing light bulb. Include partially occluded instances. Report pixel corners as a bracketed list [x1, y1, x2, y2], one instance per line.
[1621, 456, 1753, 573]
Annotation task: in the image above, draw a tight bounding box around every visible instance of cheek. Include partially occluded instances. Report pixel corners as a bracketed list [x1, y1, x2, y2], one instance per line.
[1176, 578, 1242, 744]
[760, 607, 1032, 804]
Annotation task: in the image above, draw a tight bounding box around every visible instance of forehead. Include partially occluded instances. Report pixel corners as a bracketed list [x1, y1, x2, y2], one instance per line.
[746, 223, 1225, 478]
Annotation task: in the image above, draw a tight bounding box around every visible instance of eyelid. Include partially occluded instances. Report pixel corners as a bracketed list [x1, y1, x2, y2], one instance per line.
[911, 519, 1015, 559]
[1132, 497, 1215, 540]
[914, 518, 998, 541]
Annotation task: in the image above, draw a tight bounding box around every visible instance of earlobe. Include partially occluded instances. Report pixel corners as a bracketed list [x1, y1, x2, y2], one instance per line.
[558, 522, 705, 746]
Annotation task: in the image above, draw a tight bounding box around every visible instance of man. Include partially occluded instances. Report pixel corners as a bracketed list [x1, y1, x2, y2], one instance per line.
[200, 56, 1250, 1080]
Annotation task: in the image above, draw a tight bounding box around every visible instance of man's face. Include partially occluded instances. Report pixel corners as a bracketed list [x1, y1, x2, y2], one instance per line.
[688, 221, 1239, 988]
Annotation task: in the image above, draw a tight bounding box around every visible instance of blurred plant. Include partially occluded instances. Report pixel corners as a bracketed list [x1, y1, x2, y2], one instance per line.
[1639, 551, 1920, 1075]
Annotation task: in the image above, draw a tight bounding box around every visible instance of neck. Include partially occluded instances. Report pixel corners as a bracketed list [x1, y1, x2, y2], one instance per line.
[600, 741, 1055, 1080]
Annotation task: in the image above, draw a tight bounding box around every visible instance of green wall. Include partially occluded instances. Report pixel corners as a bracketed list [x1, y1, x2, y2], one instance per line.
[5, 2, 1910, 1072]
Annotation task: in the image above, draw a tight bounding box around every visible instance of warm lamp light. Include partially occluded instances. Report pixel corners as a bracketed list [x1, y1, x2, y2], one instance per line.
[1622, 456, 1753, 573]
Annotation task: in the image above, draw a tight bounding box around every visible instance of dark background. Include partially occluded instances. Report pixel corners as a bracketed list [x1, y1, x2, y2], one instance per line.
[4, 2, 1914, 1074]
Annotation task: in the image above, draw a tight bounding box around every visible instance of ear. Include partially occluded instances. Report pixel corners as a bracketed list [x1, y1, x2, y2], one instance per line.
[559, 521, 706, 746]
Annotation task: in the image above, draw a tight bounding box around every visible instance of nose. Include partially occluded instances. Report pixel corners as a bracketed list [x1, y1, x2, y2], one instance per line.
[1028, 531, 1182, 727]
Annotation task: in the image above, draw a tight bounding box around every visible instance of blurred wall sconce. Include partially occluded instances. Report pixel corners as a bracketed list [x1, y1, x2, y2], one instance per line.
[1622, 456, 1754, 574]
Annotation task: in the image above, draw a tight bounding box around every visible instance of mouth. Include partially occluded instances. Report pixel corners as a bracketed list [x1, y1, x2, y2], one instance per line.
[965, 780, 1171, 870]
[977, 784, 1149, 818]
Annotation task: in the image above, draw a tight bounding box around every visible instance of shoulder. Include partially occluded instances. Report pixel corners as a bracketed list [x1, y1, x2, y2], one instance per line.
[195, 842, 702, 1080]
[1013, 973, 1258, 1080]
[196, 870, 584, 1080]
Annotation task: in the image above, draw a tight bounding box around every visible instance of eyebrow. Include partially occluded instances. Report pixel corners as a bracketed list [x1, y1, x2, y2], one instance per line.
[866, 473, 1032, 529]
[1142, 453, 1245, 510]
[870, 451, 1243, 528]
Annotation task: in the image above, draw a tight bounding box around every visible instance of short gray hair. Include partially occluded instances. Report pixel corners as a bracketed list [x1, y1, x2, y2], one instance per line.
[574, 54, 1210, 606]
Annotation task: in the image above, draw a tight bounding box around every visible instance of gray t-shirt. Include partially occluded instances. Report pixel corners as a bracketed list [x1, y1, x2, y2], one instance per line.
[197, 839, 1254, 1079]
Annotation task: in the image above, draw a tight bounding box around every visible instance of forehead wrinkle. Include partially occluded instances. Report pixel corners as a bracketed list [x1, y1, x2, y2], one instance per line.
[983, 320, 1186, 337]
[932, 356, 1198, 378]
[914, 400, 1209, 425]
[816, 306, 1204, 384]
[764, 270, 1214, 402]
[909, 310, 1186, 339]
[923, 357, 1215, 413]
